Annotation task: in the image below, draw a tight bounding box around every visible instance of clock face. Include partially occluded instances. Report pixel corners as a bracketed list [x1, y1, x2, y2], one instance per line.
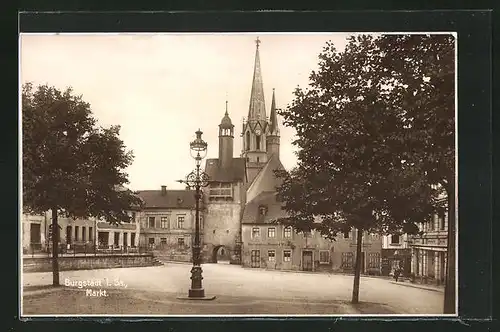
[255, 128, 262, 136]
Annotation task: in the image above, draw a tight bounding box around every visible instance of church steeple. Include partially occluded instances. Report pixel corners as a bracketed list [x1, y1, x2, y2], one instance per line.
[266, 88, 280, 158]
[242, 36, 269, 184]
[247, 36, 266, 122]
[268, 88, 279, 136]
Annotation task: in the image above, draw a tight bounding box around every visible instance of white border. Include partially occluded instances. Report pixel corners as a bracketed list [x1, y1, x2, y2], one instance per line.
[18, 31, 459, 318]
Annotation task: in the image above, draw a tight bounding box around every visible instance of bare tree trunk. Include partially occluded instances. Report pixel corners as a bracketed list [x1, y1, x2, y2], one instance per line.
[51, 207, 60, 286]
[443, 184, 456, 314]
[351, 227, 363, 304]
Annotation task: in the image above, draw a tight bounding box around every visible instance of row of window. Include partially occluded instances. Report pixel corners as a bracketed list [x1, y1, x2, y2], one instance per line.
[254, 249, 332, 264]
[148, 237, 186, 247]
[97, 231, 136, 248]
[209, 183, 233, 201]
[251, 226, 293, 239]
[421, 212, 448, 232]
[147, 215, 187, 229]
[342, 229, 381, 240]
[250, 227, 386, 241]
[341, 252, 381, 269]
[262, 249, 292, 262]
[66, 226, 93, 244]
[245, 131, 264, 151]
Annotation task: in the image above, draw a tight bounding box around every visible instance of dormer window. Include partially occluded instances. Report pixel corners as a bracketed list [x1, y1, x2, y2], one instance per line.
[259, 205, 268, 217]
[391, 234, 400, 244]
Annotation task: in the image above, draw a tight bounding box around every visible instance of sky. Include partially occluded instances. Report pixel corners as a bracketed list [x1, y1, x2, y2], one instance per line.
[20, 33, 350, 191]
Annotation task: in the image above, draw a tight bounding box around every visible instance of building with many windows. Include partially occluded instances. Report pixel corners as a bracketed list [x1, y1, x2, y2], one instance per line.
[408, 196, 449, 285]
[22, 211, 96, 254]
[136, 186, 197, 261]
[95, 210, 141, 252]
[22, 209, 141, 254]
[241, 192, 383, 273]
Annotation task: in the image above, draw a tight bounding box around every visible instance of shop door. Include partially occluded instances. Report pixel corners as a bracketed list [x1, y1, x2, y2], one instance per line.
[30, 223, 41, 250]
[66, 226, 72, 244]
[251, 250, 260, 268]
[302, 251, 313, 271]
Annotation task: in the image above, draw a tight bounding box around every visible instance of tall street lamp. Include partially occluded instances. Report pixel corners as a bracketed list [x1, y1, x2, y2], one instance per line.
[177, 129, 216, 300]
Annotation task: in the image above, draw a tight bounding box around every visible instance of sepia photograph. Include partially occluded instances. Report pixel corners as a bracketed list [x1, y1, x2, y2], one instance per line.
[19, 32, 457, 317]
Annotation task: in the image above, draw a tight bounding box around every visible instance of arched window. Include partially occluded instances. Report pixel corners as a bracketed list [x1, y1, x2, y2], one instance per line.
[256, 135, 261, 150]
[246, 131, 250, 151]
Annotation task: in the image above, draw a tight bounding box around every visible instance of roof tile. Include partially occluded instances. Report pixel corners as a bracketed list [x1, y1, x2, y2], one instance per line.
[241, 191, 288, 225]
[204, 157, 246, 183]
[136, 190, 196, 209]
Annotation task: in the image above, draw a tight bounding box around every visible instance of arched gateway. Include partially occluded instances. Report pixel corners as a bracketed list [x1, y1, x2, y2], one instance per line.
[212, 245, 231, 263]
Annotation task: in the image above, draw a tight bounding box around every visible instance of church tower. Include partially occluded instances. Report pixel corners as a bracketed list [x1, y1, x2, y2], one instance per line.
[242, 37, 269, 183]
[218, 101, 234, 169]
[266, 88, 280, 158]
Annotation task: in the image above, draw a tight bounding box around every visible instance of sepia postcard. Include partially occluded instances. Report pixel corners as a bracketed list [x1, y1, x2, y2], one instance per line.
[19, 32, 458, 318]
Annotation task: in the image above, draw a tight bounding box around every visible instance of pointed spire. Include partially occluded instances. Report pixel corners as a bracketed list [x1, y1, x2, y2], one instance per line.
[269, 88, 279, 135]
[248, 36, 266, 122]
[225, 92, 229, 115]
[220, 100, 233, 129]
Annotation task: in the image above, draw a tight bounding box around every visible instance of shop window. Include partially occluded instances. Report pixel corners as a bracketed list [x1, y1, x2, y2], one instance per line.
[319, 250, 330, 264]
[342, 252, 354, 269]
[368, 252, 381, 268]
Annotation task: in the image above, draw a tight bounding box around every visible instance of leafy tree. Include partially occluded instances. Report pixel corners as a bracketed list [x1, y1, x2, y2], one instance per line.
[22, 83, 142, 286]
[378, 34, 455, 313]
[275, 34, 454, 306]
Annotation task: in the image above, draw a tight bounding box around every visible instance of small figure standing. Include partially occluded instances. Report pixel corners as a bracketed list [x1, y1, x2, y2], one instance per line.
[394, 267, 401, 282]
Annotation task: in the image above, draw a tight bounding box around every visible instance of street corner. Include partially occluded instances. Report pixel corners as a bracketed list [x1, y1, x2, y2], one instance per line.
[389, 281, 445, 293]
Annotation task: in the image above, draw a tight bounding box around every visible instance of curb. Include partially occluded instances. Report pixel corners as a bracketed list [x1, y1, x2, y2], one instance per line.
[161, 260, 192, 265]
[240, 266, 392, 280]
[389, 281, 444, 293]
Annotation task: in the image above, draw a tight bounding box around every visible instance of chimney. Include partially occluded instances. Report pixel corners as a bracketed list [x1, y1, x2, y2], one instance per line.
[161, 185, 167, 196]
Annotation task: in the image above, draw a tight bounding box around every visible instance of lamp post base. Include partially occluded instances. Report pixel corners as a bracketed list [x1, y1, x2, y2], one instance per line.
[177, 289, 216, 301]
